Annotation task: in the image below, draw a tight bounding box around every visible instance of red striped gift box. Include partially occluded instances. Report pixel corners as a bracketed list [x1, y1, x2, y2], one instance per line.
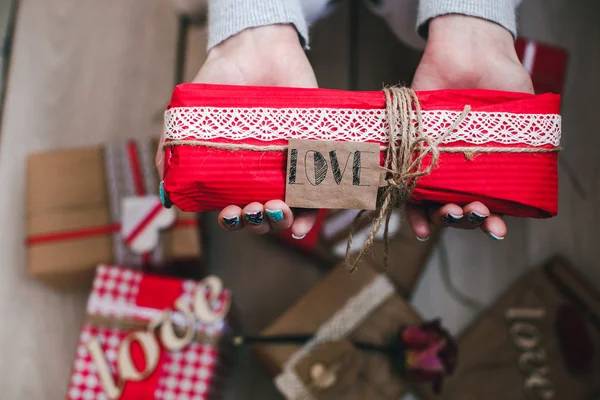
[161, 84, 561, 219]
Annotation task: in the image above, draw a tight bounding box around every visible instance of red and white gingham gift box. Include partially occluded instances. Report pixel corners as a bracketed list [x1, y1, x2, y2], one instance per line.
[67, 265, 231, 400]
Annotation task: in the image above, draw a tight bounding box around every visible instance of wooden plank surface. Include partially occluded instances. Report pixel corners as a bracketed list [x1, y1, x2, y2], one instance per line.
[0, 1, 179, 397]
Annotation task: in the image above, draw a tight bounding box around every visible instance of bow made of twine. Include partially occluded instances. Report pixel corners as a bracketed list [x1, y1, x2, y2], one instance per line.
[344, 87, 471, 272]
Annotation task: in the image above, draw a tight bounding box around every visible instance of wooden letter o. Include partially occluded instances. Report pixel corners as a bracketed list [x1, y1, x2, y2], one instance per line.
[159, 300, 196, 352]
[510, 322, 541, 350]
[118, 331, 160, 382]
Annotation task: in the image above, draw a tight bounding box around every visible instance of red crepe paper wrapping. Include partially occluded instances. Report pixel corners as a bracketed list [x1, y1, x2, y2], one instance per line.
[162, 84, 561, 218]
[67, 265, 231, 400]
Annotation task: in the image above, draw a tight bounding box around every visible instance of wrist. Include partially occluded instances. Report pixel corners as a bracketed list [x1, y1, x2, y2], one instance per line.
[207, 25, 302, 62]
[427, 15, 517, 60]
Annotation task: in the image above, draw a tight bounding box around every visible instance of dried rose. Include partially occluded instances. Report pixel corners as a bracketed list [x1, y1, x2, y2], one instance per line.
[399, 319, 457, 393]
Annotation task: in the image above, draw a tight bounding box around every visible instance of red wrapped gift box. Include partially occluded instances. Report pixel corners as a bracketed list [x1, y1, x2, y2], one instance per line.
[162, 84, 561, 218]
[67, 265, 231, 400]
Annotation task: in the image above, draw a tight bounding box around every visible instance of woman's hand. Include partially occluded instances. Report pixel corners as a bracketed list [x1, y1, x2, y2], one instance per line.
[408, 15, 534, 241]
[156, 25, 320, 237]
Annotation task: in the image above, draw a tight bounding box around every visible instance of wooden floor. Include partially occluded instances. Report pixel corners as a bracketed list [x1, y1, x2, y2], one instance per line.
[0, 0, 598, 399]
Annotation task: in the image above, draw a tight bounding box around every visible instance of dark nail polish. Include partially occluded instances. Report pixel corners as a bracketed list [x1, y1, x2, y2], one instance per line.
[222, 215, 240, 228]
[467, 211, 488, 224]
[443, 213, 463, 224]
[488, 232, 505, 241]
[244, 211, 264, 225]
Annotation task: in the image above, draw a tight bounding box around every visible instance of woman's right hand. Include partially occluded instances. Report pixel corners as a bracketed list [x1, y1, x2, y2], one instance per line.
[156, 24, 321, 238]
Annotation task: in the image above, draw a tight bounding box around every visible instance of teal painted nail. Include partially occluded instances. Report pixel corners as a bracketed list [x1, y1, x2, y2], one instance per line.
[488, 232, 505, 241]
[159, 181, 172, 208]
[265, 209, 284, 222]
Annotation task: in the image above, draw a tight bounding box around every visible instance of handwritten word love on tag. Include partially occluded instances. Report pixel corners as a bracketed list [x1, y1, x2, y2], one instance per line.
[285, 139, 381, 210]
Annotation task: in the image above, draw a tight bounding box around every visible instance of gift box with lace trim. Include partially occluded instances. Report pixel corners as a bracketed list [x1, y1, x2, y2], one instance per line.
[161, 84, 561, 218]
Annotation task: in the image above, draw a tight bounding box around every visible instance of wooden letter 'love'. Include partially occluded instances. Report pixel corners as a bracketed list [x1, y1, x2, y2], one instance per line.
[505, 307, 555, 400]
[86, 275, 231, 399]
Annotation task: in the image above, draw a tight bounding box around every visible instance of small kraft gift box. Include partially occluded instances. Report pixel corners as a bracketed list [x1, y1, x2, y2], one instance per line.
[253, 260, 456, 400]
[26, 138, 201, 287]
[275, 208, 438, 297]
[425, 256, 600, 400]
[67, 264, 232, 400]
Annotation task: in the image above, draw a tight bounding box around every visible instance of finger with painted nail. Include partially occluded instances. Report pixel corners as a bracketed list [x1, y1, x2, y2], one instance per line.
[463, 202, 489, 227]
[429, 204, 464, 226]
[290, 208, 318, 239]
[480, 214, 507, 240]
[264, 200, 293, 231]
[243, 202, 270, 235]
[218, 205, 243, 231]
[405, 203, 431, 241]
[441, 201, 491, 230]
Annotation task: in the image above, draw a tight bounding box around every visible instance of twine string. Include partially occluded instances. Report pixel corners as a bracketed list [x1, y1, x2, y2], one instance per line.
[344, 87, 471, 272]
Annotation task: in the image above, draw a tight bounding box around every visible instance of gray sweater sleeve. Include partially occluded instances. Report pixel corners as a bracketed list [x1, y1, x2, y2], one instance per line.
[417, 0, 522, 38]
[207, 0, 521, 51]
[207, 0, 308, 50]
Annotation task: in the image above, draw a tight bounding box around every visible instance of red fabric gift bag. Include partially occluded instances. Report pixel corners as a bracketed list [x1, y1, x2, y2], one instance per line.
[161, 84, 561, 218]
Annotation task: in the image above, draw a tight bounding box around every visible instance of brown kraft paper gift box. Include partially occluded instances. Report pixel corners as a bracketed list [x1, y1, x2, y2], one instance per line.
[254, 260, 437, 400]
[423, 256, 600, 400]
[26, 138, 201, 287]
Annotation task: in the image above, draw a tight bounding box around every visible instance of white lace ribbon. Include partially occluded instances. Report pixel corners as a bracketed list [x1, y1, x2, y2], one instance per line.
[274, 274, 396, 399]
[164, 107, 562, 147]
